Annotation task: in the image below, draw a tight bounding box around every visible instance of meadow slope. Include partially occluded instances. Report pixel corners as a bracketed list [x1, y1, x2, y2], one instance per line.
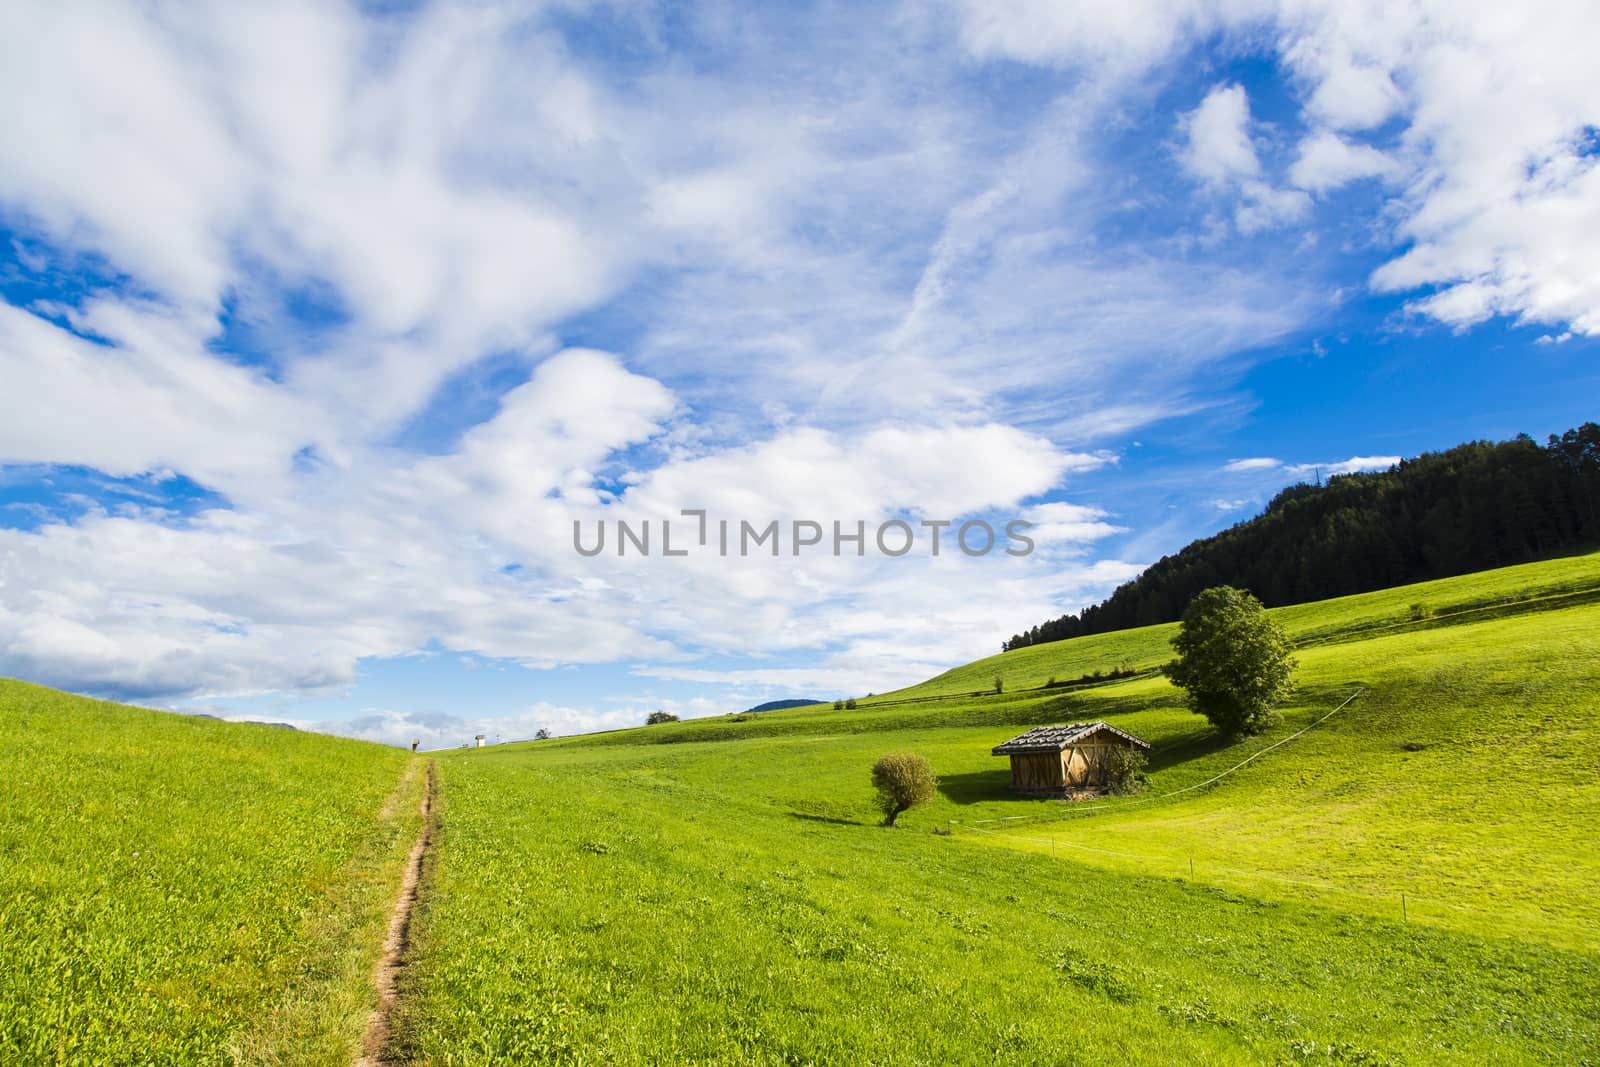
[0, 680, 422, 1066]
[391, 553, 1600, 1065]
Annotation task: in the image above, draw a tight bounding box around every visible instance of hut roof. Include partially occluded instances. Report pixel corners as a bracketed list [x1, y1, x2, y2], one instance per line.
[991, 720, 1150, 756]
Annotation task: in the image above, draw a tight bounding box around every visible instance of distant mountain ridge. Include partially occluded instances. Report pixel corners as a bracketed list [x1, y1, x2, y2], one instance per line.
[1005, 422, 1600, 651]
[746, 699, 822, 713]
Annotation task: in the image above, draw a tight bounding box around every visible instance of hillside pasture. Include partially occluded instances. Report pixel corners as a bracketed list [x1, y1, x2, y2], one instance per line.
[0, 680, 422, 1066]
[390, 553, 1600, 1064]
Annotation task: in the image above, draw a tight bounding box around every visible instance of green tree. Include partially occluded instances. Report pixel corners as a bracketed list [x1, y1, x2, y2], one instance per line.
[534, 728, 551, 741]
[645, 710, 679, 725]
[844, 698, 857, 710]
[1165, 586, 1297, 738]
[870, 753, 937, 827]
[993, 675, 1004, 694]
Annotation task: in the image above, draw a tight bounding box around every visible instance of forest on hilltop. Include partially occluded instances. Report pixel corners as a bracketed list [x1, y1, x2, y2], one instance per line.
[1004, 423, 1600, 651]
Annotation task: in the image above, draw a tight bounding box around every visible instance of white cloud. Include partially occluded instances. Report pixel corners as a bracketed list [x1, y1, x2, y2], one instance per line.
[1218, 454, 1399, 485]
[0, 3, 245, 310]
[633, 663, 931, 700]
[962, 0, 1600, 336]
[1325, 455, 1399, 476]
[0, 303, 311, 490]
[1023, 502, 1126, 548]
[1223, 457, 1282, 472]
[1313, 1, 1600, 335]
[1286, 455, 1399, 477]
[1181, 84, 1261, 185]
[1234, 180, 1313, 233]
[1290, 131, 1399, 192]
[1281, 28, 1405, 132]
[0, 342, 687, 702]
[620, 423, 1091, 525]
[957, 0, 1273, 76]
[0, 1, 643, 440]
[1179, 84, 1310, 233]
[0, 309, 1132, 718]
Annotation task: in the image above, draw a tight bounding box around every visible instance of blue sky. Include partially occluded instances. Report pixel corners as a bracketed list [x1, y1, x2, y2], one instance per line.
[1, 1, 1597, 747]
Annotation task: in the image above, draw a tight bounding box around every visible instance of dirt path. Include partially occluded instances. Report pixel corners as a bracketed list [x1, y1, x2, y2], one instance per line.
[356, 759, 437, 1066]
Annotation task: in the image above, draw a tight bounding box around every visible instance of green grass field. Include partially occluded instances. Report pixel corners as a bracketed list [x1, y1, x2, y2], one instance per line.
[5, 553, 1600, 1063]
[392, 553, 1600, 1064]
[0, 680, 424, 1066]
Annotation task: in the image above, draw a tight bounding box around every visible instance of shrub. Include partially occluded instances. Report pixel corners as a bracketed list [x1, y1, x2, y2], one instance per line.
[833, 700, 845, 711]
[534, 728, 551, 741]
[1166, 586, 1297, 738]
[845, 698, 857, 710]
[1103, 745, 1147, 795]
[871, 753, 937, 827]
[993, 675, 1004, 694]
[1409, 601, 1434, 621]
[645, 711, 679, 725]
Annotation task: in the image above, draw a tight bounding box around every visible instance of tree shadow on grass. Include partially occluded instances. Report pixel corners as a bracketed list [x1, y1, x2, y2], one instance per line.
[785, 811, 867, 827]
[1142, 686, 1372, 772]
[1147, 728, 1237, 772]
[936, 769, 1016, 805]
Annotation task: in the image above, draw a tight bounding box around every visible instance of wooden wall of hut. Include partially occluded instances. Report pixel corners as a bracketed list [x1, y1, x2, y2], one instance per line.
[1064, 741, 1130, 787]
[1009, 752, 1064, 793]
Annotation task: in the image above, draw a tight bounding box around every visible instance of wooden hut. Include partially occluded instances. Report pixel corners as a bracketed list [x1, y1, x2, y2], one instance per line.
[991, 721, 1150, 796]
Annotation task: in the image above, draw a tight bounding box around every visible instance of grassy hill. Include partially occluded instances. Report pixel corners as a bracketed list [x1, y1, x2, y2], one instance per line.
[389, 553, 1600, 1064]
[892, 549, 1600, 700]
[5, 553, 1599, 1064]
[0, 680, 423, 1066]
